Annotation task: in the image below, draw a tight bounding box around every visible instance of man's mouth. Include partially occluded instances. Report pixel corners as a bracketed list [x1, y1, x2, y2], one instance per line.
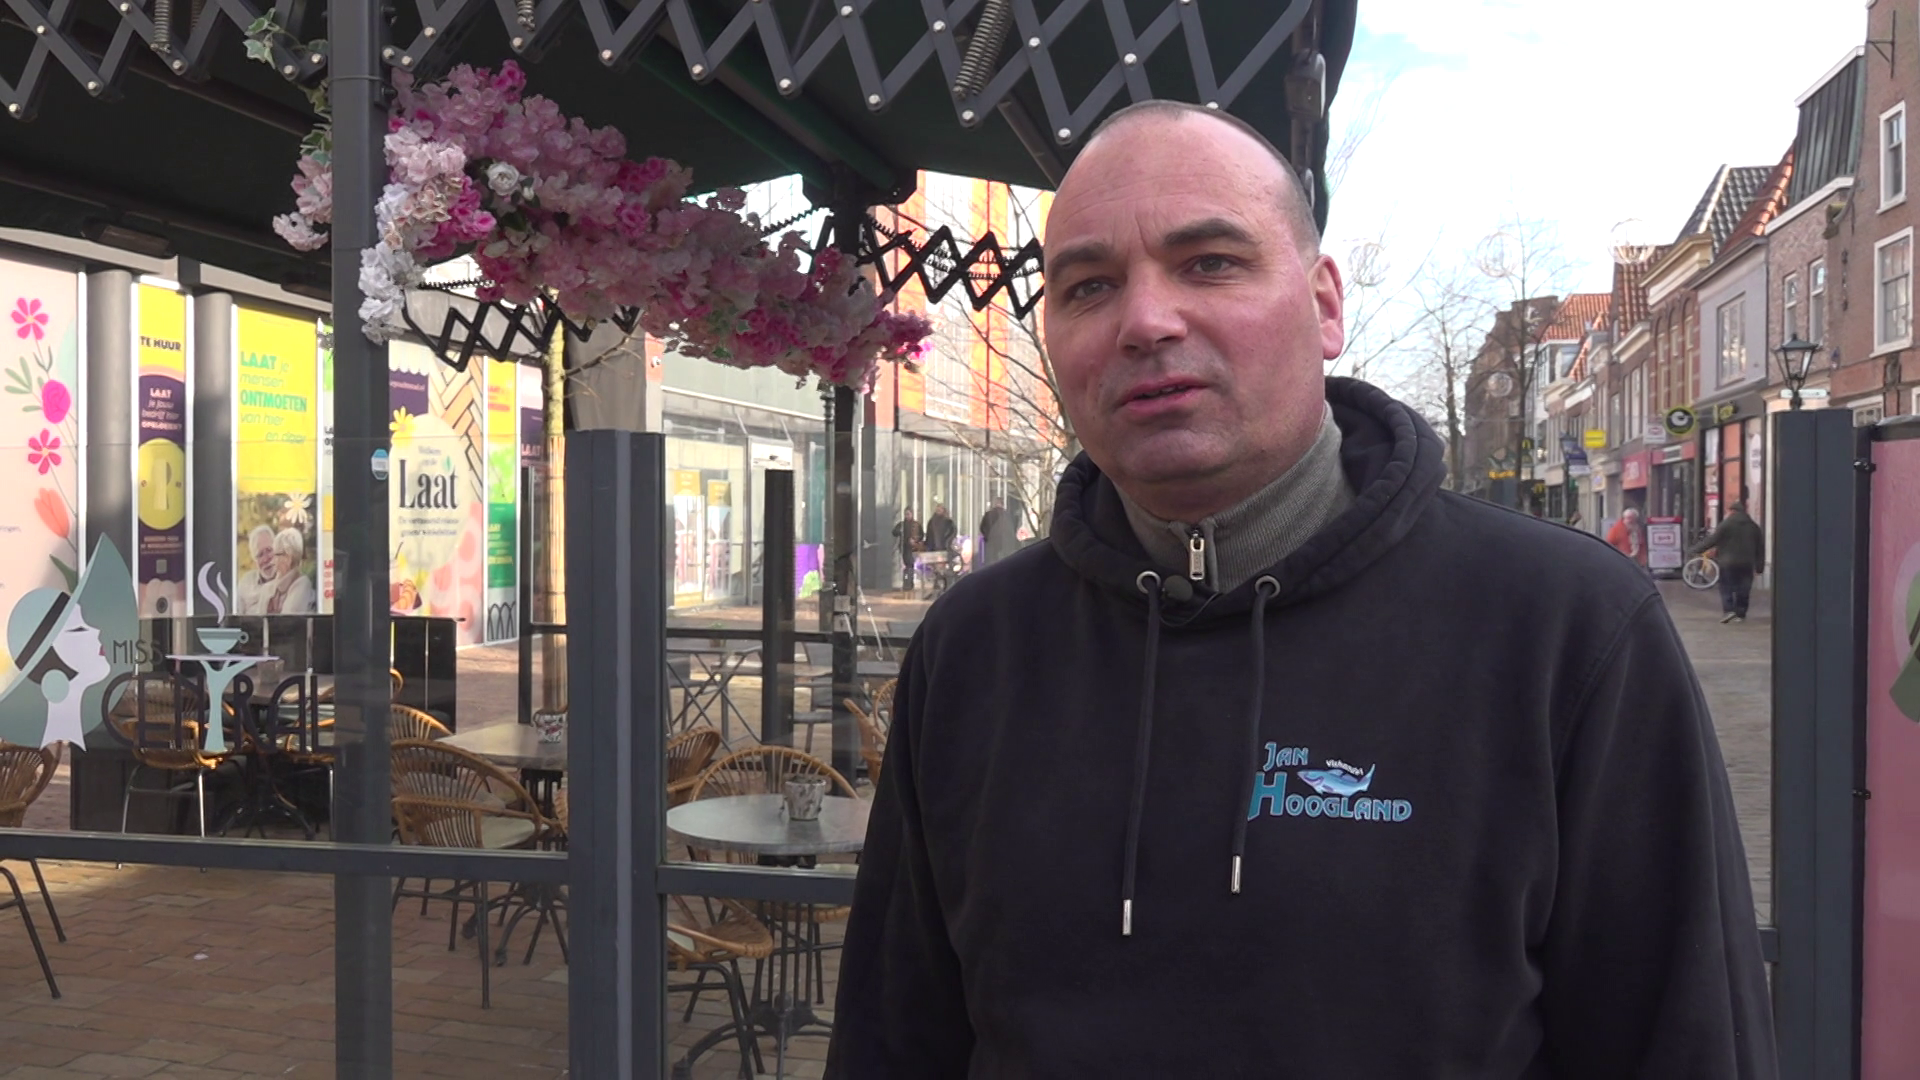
[1123, 381, 1202, 407]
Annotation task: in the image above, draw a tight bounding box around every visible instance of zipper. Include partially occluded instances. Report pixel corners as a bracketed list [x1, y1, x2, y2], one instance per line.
[1188, 527, 1206, 583]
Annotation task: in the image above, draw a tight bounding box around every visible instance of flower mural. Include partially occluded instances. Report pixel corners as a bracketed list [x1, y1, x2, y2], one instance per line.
[9, 298, 47, 342]
[33, 489, 67, 541]
[3, 274, 82, 599]
[26, 430, 60, 474]
[267, 60, 931, 391]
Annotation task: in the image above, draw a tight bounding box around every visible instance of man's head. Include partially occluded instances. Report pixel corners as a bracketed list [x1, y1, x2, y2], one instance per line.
[1623, 507, 1641, 523]
[249, 525, 277, 579]
[1042, 100, 1345, 523]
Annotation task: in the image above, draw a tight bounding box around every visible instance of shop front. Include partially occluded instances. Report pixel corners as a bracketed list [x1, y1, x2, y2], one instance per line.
[1698, 397, 1768, 531]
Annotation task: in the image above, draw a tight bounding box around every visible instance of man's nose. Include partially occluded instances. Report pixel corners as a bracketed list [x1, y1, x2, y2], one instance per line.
[1114, 269, 1187, 354]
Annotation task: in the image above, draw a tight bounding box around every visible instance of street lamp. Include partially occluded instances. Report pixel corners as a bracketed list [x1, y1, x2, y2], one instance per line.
[1774, 335, 1820, 410]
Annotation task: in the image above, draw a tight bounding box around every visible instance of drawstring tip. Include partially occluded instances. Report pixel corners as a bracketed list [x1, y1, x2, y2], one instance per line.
[1122, 899, 1133, 937]
[1230, 855, 1242, 894]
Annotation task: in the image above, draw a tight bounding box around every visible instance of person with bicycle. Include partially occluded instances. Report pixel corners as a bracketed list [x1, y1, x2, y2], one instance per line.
[1691, 501, 1765, 623]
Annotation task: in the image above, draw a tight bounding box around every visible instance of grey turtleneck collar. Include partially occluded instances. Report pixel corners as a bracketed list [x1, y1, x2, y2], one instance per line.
[1118, 406, 1356, 594]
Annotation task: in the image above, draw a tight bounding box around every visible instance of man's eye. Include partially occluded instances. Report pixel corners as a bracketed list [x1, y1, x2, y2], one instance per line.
[1191, 255, 1236, 274]
[1064, 279, 1110, 301]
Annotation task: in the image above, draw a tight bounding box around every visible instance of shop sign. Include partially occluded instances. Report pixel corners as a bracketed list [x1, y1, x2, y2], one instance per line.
[1664, 406, 1698, 438]
[1583, 429, 1607, 449]
[1623, 456, 1648, 488]
[1712, 401, 1739, 424]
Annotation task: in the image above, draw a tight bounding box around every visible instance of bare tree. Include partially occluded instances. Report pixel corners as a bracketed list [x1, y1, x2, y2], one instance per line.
[1470, 217, 1570, 509]
[1393, 261, 1493, 492]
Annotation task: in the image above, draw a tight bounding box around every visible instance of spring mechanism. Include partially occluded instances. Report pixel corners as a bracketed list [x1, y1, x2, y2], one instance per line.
[950, 0, 1011, 100]
[515, 0, 536, 31]
[150, 0, 172, 54]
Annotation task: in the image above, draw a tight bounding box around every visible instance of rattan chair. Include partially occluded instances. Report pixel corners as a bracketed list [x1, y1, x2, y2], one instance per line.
[390, 703, 451, 742]
[845, 698, 889, 790]
[664, 728, 722, 809]
[387, 704, 453, 910]
[105, 671, 234, 838]
[0, 741, 65, 997]
[667, 896, 775, 1077]
[390, 739, 565, 1007]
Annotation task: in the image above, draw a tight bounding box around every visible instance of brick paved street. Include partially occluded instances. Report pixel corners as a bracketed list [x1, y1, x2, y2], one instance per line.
[1659, 580, 1774, 925]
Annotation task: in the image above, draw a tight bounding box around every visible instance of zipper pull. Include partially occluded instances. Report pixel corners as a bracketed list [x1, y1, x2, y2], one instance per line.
[1188, 528, 1206, 583]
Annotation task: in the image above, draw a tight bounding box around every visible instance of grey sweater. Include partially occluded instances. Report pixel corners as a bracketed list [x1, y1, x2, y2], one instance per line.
[1118, 406, 1355, 593]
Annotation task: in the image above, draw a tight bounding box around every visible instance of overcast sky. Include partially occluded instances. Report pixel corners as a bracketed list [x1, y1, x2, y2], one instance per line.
[1321, 0, 1870, 301]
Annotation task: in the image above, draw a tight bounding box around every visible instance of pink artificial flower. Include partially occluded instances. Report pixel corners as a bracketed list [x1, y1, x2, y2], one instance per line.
[39, 379, 70, 425]
[26, 429, 61, 474]
[10, 298, 47, 341]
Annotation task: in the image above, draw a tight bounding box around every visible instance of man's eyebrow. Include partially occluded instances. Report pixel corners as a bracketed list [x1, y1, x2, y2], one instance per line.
[1043, 241, 1113, 280]
[1162, 218, 1256, 249]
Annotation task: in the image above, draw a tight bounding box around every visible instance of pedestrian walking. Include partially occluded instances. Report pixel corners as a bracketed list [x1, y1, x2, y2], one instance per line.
[828, 100, 1773, 1080]
[892, 508, 922, 591]
[925, 503, 957, 555]
[977, 500, 1016, 568]
[1693, 501, 1765, 623]
[1607, 505, 1645, 566]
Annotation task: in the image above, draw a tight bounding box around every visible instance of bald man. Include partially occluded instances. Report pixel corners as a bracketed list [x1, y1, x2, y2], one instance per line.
[826, 102, 1774, 1079]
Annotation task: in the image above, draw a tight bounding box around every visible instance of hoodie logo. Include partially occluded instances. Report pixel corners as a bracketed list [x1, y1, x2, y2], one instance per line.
[1249, 743, 1413, 823]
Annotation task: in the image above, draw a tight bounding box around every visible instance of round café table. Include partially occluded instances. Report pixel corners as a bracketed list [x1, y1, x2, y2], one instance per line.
[666, 794, 869, 1080]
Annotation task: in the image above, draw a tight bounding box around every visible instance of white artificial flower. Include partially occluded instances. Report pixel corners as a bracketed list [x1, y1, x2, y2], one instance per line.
[486, 162, 522, 198]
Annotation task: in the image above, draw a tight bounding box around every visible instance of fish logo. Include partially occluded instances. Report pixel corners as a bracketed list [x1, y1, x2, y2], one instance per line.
[1296, 763, 1375, 797]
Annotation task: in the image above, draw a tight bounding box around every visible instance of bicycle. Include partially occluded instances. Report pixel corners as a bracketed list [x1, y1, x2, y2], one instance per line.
[1682, 552, 1720, 590]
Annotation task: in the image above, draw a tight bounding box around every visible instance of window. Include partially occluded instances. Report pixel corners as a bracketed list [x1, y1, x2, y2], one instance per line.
[1884, 103, 1908, 208]
[1608, 391, 1623, 446]
[1853, 400, 1884, 427]
[1716, 297, 1747, 386]
[1783, 273, 1801, 340]
[1876, 229, 1914, 350]
[1810, 260, 1827, 343]
[1627, 366, 1646, 441]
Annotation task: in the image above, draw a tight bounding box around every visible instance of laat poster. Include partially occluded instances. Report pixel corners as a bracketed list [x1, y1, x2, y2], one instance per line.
[0, 256, 84, 690]
[233, 308, 318, 617]
[317, 324, 334, 613]
[134, 282, 188, 617]
[388, 342, 485, 645]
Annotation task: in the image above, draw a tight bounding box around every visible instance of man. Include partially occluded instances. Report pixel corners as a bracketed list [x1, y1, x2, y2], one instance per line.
[1608, 505, 1644, 566]
[892, 508, 922, 591]
[827, 100, 1773, 1078]
[1693, 501, 1765, 623]
[977, 500, 1013, 568]
[925, 502, 957, 555]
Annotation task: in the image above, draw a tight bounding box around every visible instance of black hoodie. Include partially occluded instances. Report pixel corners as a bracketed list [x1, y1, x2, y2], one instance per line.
[827, 379, 1775, 1079]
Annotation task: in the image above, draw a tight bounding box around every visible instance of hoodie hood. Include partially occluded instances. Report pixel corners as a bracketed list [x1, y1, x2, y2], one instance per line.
[1049, 377, 1448, 623]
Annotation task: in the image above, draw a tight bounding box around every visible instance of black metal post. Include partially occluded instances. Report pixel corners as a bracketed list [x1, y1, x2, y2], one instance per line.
[85, 270, 133, 565]
[567, 430, 667, 1077]
[519, 464, 534, 725]
[328, 3, 393, 1076]
[761, 469, 795, 746]
[1769, 407, 1867, 1080]
[827, 194, 862, 781]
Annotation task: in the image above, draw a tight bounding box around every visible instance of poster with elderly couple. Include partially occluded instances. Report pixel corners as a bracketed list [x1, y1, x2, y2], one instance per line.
[233, 308, 320, 617]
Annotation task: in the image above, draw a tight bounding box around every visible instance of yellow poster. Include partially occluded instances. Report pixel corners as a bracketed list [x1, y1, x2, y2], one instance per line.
[233, 308, 320, 617]
[134, 283, 189, 617]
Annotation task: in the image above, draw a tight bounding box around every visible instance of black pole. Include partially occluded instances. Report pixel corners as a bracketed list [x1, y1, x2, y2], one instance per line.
[328, 4, 394, 1076]
[566, 431, 668, 1076]
[1769, 406, 1867, 1079]
[761, 469, 796, 746]
[827, 190, 862, 782]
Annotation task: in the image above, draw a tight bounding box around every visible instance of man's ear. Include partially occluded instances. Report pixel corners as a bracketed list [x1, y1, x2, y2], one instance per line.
[1311, 254, 1346, 362]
